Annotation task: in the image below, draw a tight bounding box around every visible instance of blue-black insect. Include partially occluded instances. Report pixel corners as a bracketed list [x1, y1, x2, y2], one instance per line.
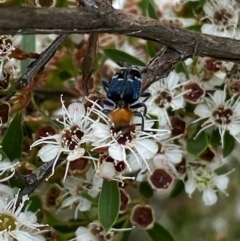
[102, 66, 150, 130]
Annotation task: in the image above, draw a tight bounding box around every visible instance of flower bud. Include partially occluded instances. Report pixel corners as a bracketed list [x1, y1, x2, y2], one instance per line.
[0, 100, 11, 125]
[130, 204, 155, 230]
[69, 158, 89, 174]
[35, 0, 56, 7]
[0, 35, 14, 59]
[0, 69, 11, 92]
[119, 188, 130, 214]
[44, 184, 62, 209]
[183, 81, 205, 104]
[170, 116, 186, 137]
[148, 169, 174, 190]
[228, 80, 240, 96]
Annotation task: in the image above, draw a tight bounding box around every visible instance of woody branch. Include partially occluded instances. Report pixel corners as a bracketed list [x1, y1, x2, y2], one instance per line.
[0, 7, 240, 63]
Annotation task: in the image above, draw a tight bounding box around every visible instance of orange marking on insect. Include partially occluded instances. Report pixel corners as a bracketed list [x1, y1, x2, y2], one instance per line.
[110, 108, 134, 128]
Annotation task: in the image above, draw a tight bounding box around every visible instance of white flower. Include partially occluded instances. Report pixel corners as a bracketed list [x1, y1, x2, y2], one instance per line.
[0, 183, 14, 201]
[196, 57, 233, 90]
[88, 100, 169, 173]
[96, 156, 135, 185]
[60, 168, 102, 219]
[30, 96, 93, 180]
[0, 154, 19, 182]
[154, 0, 197, 28]
[0, 35, 15, 79]
[127, 134, 183, 179]
[181, 57, 234, 91]
[152, 138, 183, 175]
[75, 221, 114, 241]
[201, 0, 240, 39]
[147, 71, 186, 126]
[178, 0, 198, 3]
[113, 0, 126, 9]
[35, 35, 57, 54]
[185, 166, 230, 205]
[193, 89, 240, 146]
[0, 193, 47, 241]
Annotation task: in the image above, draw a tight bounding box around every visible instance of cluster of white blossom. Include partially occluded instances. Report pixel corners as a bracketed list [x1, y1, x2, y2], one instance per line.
[0, 0, 240, 239]
[0, 35, 15, 79]
[0, 185, 47, 241]
[154, 0, 240, 39]
[26, 64, 240, 210]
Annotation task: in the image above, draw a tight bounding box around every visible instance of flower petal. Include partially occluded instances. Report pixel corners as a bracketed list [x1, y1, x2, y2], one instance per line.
[99, 162, 115, 179]
[109, 144, 126, 161]
[76, 227, 95, 241]
[203, 3, 213, 17]
[38, 144, 60, 162]
[13, 231, 38, 241]
[134, 139, 158, 160]
[60, 196, 80, 208]
[171, 96, 184, 110]
[166, 71, 179, 91]
[194, 104, 211, 118]
[0, 183, 14, 200]
[77, 198, 91, 212]
[68, 103, 85, 124]
[201, 24, 215, 35]
[228, 123, 240, 136]
[202, 188, 217, 206]
[184, 176, 196, 196]
[212, 90, 225, 106]
[165, 151, 182, 164]
[128, 153, 143, 172]
[215, 175, 229, 191]
[152, 154, 166, 168]
[67, 148, 85, 161]
[92, 124, 110, 141]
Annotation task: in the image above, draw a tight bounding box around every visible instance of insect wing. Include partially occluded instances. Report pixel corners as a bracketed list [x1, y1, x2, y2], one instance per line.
[121, 80, 138, 103]
[117, 67, 141, 103]
[106, 67, 142, 104]
[124, 68, 142, 102]
[107, 74, 124, 102]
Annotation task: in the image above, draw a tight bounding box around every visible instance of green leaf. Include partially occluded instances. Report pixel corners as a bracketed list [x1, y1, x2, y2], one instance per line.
[98, 180, 120, 231]
[20, 35, 36, 74]
[175, 62, 189, 79]
[31, 95, 60, 129]
[139, 181, 154, 198]
[148, 1, 158, 20]
[0, 148, 8, 159]
[139, 0, 150, 16]
[186, 25, 202, 32]
[186, 130, 208, 156]
[178, 1, 202, 17]
[1, 112, 23, 160]
[147, 222, 175, 241]
[44, 210, 80, 229]
[146, 41, 157, 58]
[147, 113, 159, 129]
[169, 180, 184, 198]
[199, 0, 206, 6]
[223, 131, 235, 157]
[104, 49, 145, 66]
[209, 129, 221, 148]
[27, 195, 43, 213]
[81, 191, 99, 204]
[119, 219, 132, 241]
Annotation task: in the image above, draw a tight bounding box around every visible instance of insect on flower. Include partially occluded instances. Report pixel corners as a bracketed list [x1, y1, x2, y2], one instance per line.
[102, 66, 150, 130]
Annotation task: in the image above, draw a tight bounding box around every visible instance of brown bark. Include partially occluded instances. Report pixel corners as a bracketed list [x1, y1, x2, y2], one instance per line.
[0, 7, 240, 63]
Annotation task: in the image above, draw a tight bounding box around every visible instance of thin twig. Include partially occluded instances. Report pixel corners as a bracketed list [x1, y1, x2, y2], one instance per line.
[15, 158, 63, 207]
[3, 34, 68, 101]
